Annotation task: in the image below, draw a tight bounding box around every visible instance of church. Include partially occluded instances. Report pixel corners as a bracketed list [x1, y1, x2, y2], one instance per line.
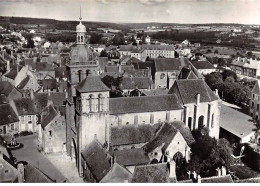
[65, 16, 221, 177]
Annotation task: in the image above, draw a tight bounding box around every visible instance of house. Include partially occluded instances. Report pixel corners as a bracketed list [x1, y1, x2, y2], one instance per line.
[220, 104, 256, 144]
[154, 58, 189, 89]
[230, 57, 260, 78]
[2, 65, 29, 87]
[250, 80, 260, 121]
[120, 77, 153, 95]
[0, 103, 19, 136]
[81, 140, 111, 182]
[42, 78, 58, 93]
[169, 79, 220, 139]
[100, 163, 132, 183]
[131, 163, 176, 183]
[130, 48, 145, 61]
[0, 152, 19, 183]
[113, 148, 150, 173]
[17, 74, 40, 92]
[0, 81, 23, 102]
[11, 98, 37, 133]
[143, 122, 194, 163]
[38, 104, 66, 154]
[54, 67, 67, 82]
[140, 45, 176, 59]
[190, 60, 216, 75]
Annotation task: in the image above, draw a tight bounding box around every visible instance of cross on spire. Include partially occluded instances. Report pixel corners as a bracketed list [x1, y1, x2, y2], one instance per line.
[79, 5, 82, 21]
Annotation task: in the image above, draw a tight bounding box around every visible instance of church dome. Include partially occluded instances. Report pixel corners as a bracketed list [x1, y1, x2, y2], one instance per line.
[76, 21, 86, 33]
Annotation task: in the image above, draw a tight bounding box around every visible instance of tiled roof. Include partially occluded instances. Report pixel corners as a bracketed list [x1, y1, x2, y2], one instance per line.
[143, 123, 178, 153]
[75, 76, 110, 93]
[140, 44, 175, 51]
[36, 62, 54, 71]
[54, 67, 67, 79]
[4, 65, 23, 80]
[201, 175, 233, 183]
[24, 163, 53, 183]
[178, 66, 198, 80]
[131, 163, 170, 183]
[43, 79, 57, 90]
[17, 75, 30, 89]
[100, 163, 132, 183]
[109, 94, 183, 114]
[0, 81, 14, 97]
[40, 104, 58, 128]
[34, 93, 48, 113]
[252, 80, 260, 95]
[114, 148, 150, 166]
[171, 121, 195, 146]
[220, 104, 255, 139]
[154, 58, 189, 72]
[190, 60, 215, 70]
[120, 77, 152, 90]
[118, 45, 136, 52]
[98, 57, 109, 71]
[0, 104, 19, 126]
[142, 89, 169, 96]
[169, 79, 218, 104]
[111, 123, 161, 146]
[131, 48, 144, 53]
[81, 140, 111, 182]
[105, 65, 119, 73]
[13, 98, 37, 116]
[235, 177, 260, 183]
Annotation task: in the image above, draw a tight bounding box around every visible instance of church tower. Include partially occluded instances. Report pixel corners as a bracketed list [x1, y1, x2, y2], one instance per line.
[76, 6, 86, 45]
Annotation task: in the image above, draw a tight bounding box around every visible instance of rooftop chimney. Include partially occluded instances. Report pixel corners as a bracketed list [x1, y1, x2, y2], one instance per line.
[197, 175, 201, 183]
[221, 166, 226, 176]
[215, 89, 219, 96]
[216, 167, 221, 177]
[196, 93, 200, 106]
[17, 163, 25, 183]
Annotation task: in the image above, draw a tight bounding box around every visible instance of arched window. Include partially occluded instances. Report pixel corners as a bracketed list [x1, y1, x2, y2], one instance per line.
[78, 70, 82, 83]
[211, 114, 214, 128]
[173, 152, 183, 165]
[188, 117, 192, 130]
[89, 94, 93, 112]
[98, 94, 103, 112]
[77, 36, 80, 42]
[198, 115, 204, 129]
[160, 73, 165, 79]
[81, 36, 83, 42]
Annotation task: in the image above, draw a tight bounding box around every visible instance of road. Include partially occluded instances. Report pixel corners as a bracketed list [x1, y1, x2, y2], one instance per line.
[11, 134, 68, 183]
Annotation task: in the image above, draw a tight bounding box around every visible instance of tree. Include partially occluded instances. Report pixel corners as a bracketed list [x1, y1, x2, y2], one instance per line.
[89, 33, 102, 44]
[222, 69, 237, 82]
[100, 50, 108, 57]
[189, 135, 233, 177]
[112, 33, 125, 45]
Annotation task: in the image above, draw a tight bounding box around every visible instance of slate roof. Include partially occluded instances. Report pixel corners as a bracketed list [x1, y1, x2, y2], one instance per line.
[98, 57, 109, 71]
[131, 163, 170, 183]
[252, 80, 260, 95]
[43, 79, 57, 90]
[118, 45, 136, 52]
[111, 123, 161, 146]
[109, 94, 183, 114]
[143, 123, 178, 153]
[201, 175, 233, 183]
[81, 140, 111, 182]
[17, 75, 30, 89]
[114, 148, 150, 166]
[171, 121, 195, 146]
[13, 98, 37, 116]
[0, 104, 19, 126]
[54, 67, 67, 79]
[190, 60, 215, 70]
[40, 104, 58, 128]
[34, 93, 49, 113]
[24, 164, 53, 183]
[169, 79, 218, 104]
[4, 65, 23, 79]
[154, 58, 189, 72]
[75, 76, 110, 93]
[140, 44, 175, 51]
[120, 77, 152, 90]
[100, 163, 132, 183]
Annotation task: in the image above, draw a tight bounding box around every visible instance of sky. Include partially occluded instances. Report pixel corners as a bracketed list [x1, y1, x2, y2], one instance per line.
[0, 0, 260, 24]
